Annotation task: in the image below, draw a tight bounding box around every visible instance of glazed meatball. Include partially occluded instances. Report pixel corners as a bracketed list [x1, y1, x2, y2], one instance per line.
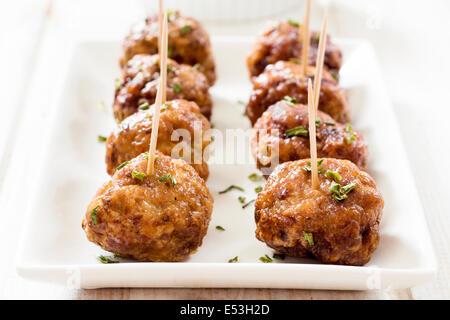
[251, 101, 367, 176]
[120, 11, 216, 85]
[246, 61, 349, 125]
[254, 158, 383, 266]
[106, 99, 211, 180]
[114, 54, 213, 122]
[247, 20, 342, 78]
[82, 152, 214, 262]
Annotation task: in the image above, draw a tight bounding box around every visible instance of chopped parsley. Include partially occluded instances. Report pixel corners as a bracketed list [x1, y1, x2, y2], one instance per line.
[326, 170, 342, 182]
[97, 135, 107, 142]
[173, 83, 182, 93]
[325, 121, 336, 126]
[289, 57, 301, 64]
[303, 231, 314, 246]
[97, 255, 119, 264]
[160, 103, 169, 111]
[238, 196, 246, 204]
[242, 199, 256, 209]
[285, 126, 308, 137]
[287, 19, 300, 27]
[228, 256, 238, 263]
[114, 78, 122, 89]
[90, 206, 99, 225]
[159, 173, 177, 186]
[132, 171, 146, 181]
[329, 181, 356, 201]
[167, 65, 173, 72]
[259, 254, 273, 263]
[138, 102, 150, 110]
[167, 45, 174, 58]
[219, 185, 244, 194]
[192, 63, 200, 70]
[254, 186, 263, 193]
[283, 95, 297, 105]
[248, 173, 264, 182]
[344, 125, 356, 143]
[303, 159, 324, 174]
[313, 34, 320, 42]
[273, 253, 286, 260]
[180, 25, 192, 35]
[116, 161, 130, 170]
[216, 225, 225, 231]
[330, 71, 339, 82]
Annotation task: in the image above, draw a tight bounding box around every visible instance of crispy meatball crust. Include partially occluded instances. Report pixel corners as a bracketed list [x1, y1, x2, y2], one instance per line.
[247, 61, 349, 125]
[254, 158, 383, 266]
[114, 54, 213, 122]
[247, 21, 342, 78]
[251, 101, 367, 175]
[82, 152, 214, 262]
[106, 99, 211, 180]
[120, 11, 216, 85]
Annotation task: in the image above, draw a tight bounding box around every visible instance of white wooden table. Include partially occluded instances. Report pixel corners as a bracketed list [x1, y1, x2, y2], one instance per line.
[0, 0, 448, 300]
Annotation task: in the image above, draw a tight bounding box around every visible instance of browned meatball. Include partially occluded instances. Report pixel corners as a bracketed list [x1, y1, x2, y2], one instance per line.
[247, 61, 349, 125]
[120, 11, 216, 85]
[82, 152, 214, 262]
[106, 99, 211, 180]
[114, 54, 213, 122]
[251, 101, 367, 176]
[254, 158, 383, 266]
[247, 20, 342, 78]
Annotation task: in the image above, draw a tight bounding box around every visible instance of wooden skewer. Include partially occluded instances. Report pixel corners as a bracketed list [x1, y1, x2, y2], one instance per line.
[147, 12, 168, 175]
[313, 11, 328, 111]
[300, 0, 311, 76]
[158, 0, 163, 62]
[308, 79, 319, 190]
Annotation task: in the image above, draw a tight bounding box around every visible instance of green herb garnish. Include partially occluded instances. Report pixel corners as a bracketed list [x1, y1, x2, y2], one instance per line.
[289, 57, 301, 64]
[219, 185, 244, 194]
[160, 103, 169, 111]
[138, 102, 150, 110]
[159, 173, 177, 186]
[329, 181, 356, 201]
[173, 83, 182, 93]
[324, 121, 336, 126]
[114, 78, 122, 89]
[287, 19, 300, 27]
[216, 225, 225, 231]
[326, 170, 342, 182]
[167, 45, 174, 58]
[228, 256, 238, 263]
[132, 171, 147, 181]
[238, 196, 246, 204]
[180, 25, 192, 35]
[254, 186, 263, 193]
[248, 173, 264, 182]
[90, 206, 99, 225]
[344, 125, 356, 143]
[242, 199, 256, 209]
[97, 135, 107, 142]
[192, 63, 200, 70]
[116, 161, 130, 170]
[273, 253, 285, 260]
[303, 231, 314, 246]
[313, 34, 320, 42]
[283, 95, 297, 105]
[285, 126, 308, 137]
[259, 254, 273, 263]
[303, 159, 324, 174]
[97, 255, 119, 264]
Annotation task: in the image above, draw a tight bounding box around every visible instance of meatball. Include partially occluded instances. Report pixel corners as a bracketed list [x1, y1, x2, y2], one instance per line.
[247, 20, 342, 78]
[120, 11, 216, 85]
[251, 101, 367, 176]
[82, 152, 214, 262]
[254, 158, 383, 266]
[246, 61, 349, 125]
[114, 54, 213, 122]
[106, 99, 211, 180]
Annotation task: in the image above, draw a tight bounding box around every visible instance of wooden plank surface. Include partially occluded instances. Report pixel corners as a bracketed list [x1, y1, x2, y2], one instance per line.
[0, 0, 448, 300]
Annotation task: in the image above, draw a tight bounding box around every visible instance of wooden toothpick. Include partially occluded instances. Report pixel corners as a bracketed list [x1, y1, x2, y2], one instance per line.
[301, 0, 311, 76]
[313, 11, 328, 111]
[147, 12, 168, 175]
[158, 0, 163, 62]
[308, 79, 319, 190]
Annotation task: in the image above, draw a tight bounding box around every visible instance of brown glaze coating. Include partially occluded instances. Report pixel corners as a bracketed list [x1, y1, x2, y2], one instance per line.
[114, 54, 213, 122]
[120, 11, 216, 85]
[251, 101, 367, 175]
[82, 152, 213, 262]
[106, 99, 211, 180]
[247, 21, 342, 78]
[246, 61, 349, 125]
[254, 158, 383, 266]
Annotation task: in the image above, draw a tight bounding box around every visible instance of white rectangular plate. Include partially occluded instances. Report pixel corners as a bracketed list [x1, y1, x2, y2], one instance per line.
[17, 37, 436, 290]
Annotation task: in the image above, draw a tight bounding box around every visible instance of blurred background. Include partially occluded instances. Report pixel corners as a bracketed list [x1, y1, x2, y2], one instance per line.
[0, 0, 448, 299]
